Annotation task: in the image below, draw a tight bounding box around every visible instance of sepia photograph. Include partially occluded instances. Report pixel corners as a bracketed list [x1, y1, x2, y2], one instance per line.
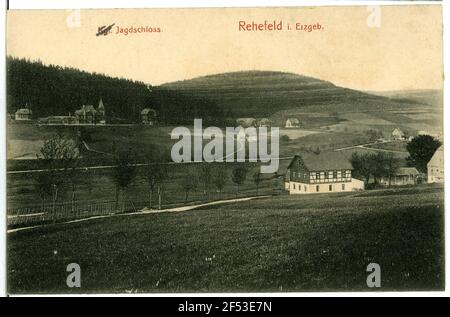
[4, 4, 445, 295]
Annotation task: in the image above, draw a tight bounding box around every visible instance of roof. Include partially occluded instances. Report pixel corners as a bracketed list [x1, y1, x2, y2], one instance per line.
[288, 151, 353, 171]
[428, 145, 444, 166]
[98, 99, 105, 109]
[75, 105, 97, 115]
[286, 118, 299, 123]
[15, 108, 32, 115]
[392, 128, 404, 135]
[396, 167, 420, 176]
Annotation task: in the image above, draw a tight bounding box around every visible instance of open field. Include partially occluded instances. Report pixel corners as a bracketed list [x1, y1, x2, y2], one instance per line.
[7, 184, 444, 293]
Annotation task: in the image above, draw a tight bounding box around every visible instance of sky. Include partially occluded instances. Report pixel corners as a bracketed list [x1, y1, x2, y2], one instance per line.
[6, 5, 443, 91]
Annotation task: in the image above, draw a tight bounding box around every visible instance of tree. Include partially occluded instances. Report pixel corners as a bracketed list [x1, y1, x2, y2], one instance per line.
[143, 149, 161, 209]
[111, 150, 137, 212]
[406, 135, 441, 173]
[384, 153, 399, 187]
[36, 133, 79, 213]
[198, 164, 212, 199]
[154, 162, 170, 210]
[350, 152, 372, 185]
[181, 167, 199, 203]
[34, 172, 52, 211]
[231, 166, 247, 196]
[213, 167, 228, 198]
[252, 171, 262, 195]
[371, 152, 388, 185]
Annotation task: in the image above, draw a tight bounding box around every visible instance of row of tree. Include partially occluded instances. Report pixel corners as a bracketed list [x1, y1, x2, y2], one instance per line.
[33, 133, 267, 212]
[350, 152, 399, 186]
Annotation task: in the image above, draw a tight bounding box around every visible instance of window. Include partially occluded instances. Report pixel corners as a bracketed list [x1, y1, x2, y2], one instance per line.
[329, 185, 332, 191]
[342, 184, 345, 190]
[293, 184, 296, 190]
[316, 185, 320, 192]
[316, 172, 320, 179]
[333, 171, 337, 179]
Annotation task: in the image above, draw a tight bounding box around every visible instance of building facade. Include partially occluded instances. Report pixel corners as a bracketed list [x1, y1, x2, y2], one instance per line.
[379, 167, 420, 186]
[428, 145, 444, 183]
[285, 151, 364, 194]
[15, 108, 32, 121]
[285, 118, 300, 128]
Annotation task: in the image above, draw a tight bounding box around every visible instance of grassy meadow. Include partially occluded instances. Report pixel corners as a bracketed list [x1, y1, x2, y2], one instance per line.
[7, 184, 444, 293]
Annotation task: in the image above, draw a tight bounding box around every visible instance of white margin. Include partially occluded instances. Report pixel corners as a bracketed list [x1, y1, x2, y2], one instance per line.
[1, 0, 448, 298]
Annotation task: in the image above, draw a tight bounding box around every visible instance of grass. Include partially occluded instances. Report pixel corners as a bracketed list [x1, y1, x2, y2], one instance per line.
[365, 140, 408, 152]
[7, 185, 444, 293]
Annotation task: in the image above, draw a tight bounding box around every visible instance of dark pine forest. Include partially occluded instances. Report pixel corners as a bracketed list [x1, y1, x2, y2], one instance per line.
[6, 57, 230, 125]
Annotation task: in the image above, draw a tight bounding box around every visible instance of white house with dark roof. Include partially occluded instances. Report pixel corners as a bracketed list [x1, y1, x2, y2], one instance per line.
[285, 151, 364, 194]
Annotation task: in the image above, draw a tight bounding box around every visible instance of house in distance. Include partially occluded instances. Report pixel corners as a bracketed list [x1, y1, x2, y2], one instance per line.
[15, 107, 32, 121]
[392, 128, 405, 140]
[141, 108, 157, 125]
[74, 99, 106, 124]
[285, 118, 300, 128]
[285, 151, 364, 194]
[379, 167, 420, 186]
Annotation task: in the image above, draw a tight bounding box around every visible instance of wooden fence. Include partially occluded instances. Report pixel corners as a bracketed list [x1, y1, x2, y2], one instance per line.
[7, 200, 146, 228]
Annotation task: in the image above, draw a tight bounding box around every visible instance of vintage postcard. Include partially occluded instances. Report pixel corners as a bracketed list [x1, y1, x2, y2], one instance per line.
[5, 5, 444, 294]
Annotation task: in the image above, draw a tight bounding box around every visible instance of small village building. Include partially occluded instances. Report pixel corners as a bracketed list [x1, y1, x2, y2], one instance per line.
[44, 115, 76, 125]
[379, 167, 420, 186]
[75, 105, 97, 124]
[141, 108, 157, 125]
[285, 118, 300, 128]
[15, 108, 32, 121]
[258, 118, 271, 127]
[392, 128, 405, 140]
[285, 151, 364, 194]
[74, 99, 105, 124]
[236, 118, 257, 128]
[428, 145, 444, 183]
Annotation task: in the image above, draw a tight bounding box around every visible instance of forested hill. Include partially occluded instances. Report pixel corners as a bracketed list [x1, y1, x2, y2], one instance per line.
[6, 57, 228, 125]
[162, 71, 425, 117]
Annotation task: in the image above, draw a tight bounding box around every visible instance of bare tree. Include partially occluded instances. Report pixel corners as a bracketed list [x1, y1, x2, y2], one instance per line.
[252, 171, 262, 195]
[199, 163, 212, 200]
[111, 150, 137, 212]
[36, 133, 79, 213]
[213, 166, 228, 198]
[231, 166, 247, 197]
[155, 162, 170, 210]
[384, 153, 399, 187]
[181, 166, 199, 203]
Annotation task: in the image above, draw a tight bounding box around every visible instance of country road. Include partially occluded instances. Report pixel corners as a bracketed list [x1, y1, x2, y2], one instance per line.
[334, 140, 408, 154]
